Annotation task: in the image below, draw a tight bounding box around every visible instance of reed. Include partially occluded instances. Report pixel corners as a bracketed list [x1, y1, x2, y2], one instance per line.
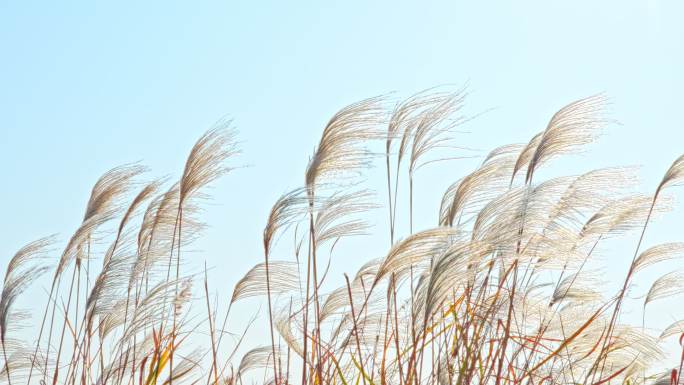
[3, 90, 684, 385]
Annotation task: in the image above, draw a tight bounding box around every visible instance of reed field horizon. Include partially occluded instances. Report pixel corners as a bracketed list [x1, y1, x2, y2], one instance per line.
[2, 89, 684, 385]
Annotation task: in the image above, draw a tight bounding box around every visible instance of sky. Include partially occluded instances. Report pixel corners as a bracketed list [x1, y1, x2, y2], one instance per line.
[1, 0, 684, 365]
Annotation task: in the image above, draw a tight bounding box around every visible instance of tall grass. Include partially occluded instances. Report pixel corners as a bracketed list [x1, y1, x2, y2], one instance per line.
[2, 90, 684, 385]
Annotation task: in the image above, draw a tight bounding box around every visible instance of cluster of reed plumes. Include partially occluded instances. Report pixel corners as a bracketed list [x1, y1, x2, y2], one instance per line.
[3, 90, 684, 385]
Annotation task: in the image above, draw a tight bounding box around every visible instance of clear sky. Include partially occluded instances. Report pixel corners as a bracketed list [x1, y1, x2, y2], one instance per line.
[1, 0, 683, 359]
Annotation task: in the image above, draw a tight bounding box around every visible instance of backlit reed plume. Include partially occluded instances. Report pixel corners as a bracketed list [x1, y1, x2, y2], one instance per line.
[302, 96, 384, 384]
[1, 237, 53, 385]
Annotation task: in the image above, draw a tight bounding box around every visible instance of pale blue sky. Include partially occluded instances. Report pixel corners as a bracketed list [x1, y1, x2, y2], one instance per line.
[1, 0, 683, 351]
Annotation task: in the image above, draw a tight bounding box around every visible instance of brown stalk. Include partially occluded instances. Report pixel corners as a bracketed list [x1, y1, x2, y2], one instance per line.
[344, 274, 368, 385]
[203, 264, 219, 385]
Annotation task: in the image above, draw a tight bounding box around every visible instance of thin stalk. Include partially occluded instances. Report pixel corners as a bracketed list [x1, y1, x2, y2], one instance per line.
[391, 159, 402, 243]
[74, 261, 82, 382]
[43, 277, 64, 383]
[52, 263, 79, 385]
[155, 205, 182, 385]
[300, 222, 312, 385]
[203, 265, 219, 385]
[344, 274, 367, 385]
[26, 277, 59, 385]
[263, 248, 279, 384]
[409, 172, 414, 234]
[169, 207, 184, 385]
[308, 205, 323, 384]
[391, 274, 405, 385]
[386, 152, 395, 246]
[494, 261, 518, 385]
[590, 199, 656, 383]
[2, 332, 13, 385]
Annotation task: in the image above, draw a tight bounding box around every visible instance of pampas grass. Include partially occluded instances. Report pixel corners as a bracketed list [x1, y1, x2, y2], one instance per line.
[3, 90, 684, 385]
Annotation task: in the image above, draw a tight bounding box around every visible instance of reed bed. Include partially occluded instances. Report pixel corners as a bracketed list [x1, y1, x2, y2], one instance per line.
[2, 90, 684, 385]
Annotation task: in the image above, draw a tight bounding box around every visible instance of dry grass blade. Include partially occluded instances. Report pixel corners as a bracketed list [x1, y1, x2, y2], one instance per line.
[275, 308, 304, 357]
[441, 151, 517, 226]
[551, 271, 604, 306]
[644, 271, 684, 307]
[231, 261, 300, 303]
[579, 194, 671, 242]
[117, 180, 163, 240]
[387, 88, 454, 157]
[409, 88, 468, 174]
[632, 242, 684, 273]
[483, 143, 526, 165]
[56, 210, 117, 277]
[656, 154, 684, 196]
[440, 144, 521, 225]
[420, 240, 491, 318]
[180, 123, 239, 206]
[1, 237, 53, 334]
[133, 185, 182, 282]
[305, 96, 386, 191]
[511, 132, 543, 185]
[237, 346, 281, 377]
[98, 299, 128, 339]
[119, 279, 186, 343]
[3, 236, 54, 285]
[314, 190, 376, 247]
[56, 164, 144, 277]
[376, 228, 460, 284]
[321, 258, 380, 321]
[84, 164, 146, 222]
[86, 236, 134, 316]
[263, 188, 307, 256]
[521, 94, 609, 184]
[544, 167, 638, 233]
[1, 237, 53, 385]
[660, 320, 684, 340]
